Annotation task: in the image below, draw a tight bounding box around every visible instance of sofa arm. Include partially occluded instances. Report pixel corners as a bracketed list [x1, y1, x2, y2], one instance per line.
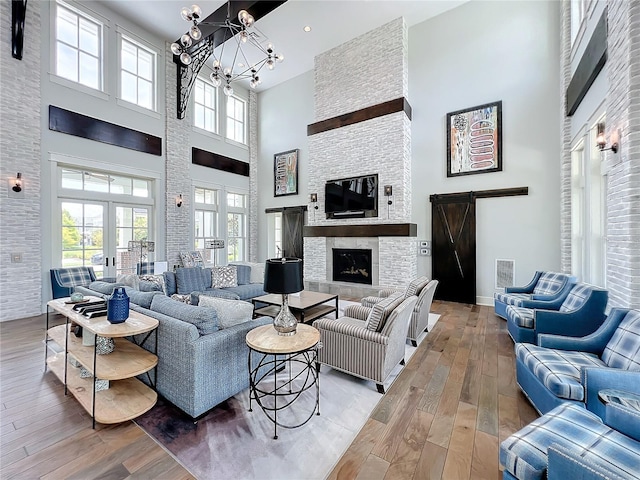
[344, 304, 371, 321]
[535, 308, 605, 339]
[505, 271, 541, 294]
[537, 308, 631, 351]
[582, 367, 640, 422]
[547, 444, 630, 480]
[313, 317, 387, 344]
[521, 297, 565, 310]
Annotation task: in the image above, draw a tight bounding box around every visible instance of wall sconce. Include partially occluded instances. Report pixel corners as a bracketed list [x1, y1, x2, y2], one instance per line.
[596, 122, 619, 153]
[12, 173, 22, 193]
[310, 193, 318, 209]
[384, 185, 393, 205]
[176, 194, 183, 208]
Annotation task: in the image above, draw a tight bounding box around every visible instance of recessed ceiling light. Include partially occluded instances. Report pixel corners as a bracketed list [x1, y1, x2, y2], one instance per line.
[237, 62, 245, 67]
[303, 26, 311, 32]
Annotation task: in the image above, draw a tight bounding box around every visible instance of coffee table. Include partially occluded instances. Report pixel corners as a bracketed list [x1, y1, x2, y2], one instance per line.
[252, 291, 339, 324]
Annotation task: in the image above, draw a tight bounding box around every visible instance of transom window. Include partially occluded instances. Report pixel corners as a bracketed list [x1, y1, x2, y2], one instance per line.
[61, 167, 150, 197]
[226, 95, 246, 144]
[120, 36, 156, 111]
[194, 78, 217, 133]
[55, 1, 102, 90]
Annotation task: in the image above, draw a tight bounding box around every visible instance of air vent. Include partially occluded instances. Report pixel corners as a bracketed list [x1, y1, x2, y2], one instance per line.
[495, 259, 515, 289]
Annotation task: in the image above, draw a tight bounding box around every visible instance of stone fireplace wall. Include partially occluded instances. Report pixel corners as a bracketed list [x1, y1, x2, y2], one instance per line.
[304, 17, 417, 295]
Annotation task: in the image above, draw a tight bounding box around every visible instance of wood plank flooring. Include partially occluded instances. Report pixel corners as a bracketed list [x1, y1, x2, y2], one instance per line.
[1, 302, 537, 479]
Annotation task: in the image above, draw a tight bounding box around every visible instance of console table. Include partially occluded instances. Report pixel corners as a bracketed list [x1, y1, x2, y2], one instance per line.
[45, 297, 158, 428]
[246, 324, 320, 439]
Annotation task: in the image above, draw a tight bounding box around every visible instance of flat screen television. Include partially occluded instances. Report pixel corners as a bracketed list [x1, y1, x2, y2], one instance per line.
[324, 174, 378, 218]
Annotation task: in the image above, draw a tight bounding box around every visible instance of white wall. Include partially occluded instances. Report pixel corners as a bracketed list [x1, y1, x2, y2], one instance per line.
[409, 0, 562, 304]
[256, 71, 314, 261]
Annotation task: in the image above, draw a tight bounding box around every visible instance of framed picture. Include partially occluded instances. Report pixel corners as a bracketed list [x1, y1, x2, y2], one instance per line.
[274, 149, 299, 196]
[446, 100, 502, 177]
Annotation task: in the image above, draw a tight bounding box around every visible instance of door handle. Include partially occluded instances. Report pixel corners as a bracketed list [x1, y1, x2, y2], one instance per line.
[112, 257, 116, 267]
[105, 257, 109, 267]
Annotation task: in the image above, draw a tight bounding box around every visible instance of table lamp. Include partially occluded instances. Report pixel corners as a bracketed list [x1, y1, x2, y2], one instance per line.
[264, 257, 303, 336]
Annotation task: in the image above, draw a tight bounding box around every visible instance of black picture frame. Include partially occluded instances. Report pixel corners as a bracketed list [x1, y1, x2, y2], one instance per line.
[274, 149, 299, 196]
[446, 100, 502, 177]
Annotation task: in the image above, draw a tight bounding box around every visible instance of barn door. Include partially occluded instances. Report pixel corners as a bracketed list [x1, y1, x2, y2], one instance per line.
[430, 192, 476, 304]
[282, 207, 305, 259]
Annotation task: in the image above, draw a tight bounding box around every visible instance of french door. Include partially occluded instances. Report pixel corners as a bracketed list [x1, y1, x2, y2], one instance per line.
[59, 200, 152, 278]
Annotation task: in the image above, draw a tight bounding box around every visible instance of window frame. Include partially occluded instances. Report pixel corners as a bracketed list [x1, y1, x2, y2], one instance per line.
[226, 191, 248, 262]
[193, 77, 219, 134]
[118, 32, 157, 112]
[53, 0, 105, 93]
[193, 186, 219, 265]
[225, 94, 247, 145]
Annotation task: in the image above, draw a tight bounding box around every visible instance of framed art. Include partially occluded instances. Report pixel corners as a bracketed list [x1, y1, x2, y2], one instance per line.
[274, 149, 299, 196]
[446, 100, 502, 177]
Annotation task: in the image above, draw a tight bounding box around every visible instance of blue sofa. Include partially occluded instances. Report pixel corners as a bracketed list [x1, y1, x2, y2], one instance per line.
[494, 271, 575, 319]
[506, 283, 608, 344]
[515, 308, 640, 415]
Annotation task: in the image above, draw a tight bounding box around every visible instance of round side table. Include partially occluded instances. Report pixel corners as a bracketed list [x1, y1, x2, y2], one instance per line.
[246, 323, 320, 439]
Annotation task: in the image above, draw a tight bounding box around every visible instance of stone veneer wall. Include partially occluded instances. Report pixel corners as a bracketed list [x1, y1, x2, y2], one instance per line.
[249, 90, 258, 262]
[0, 1, 42, 321]
[559, 0, 572, 274]
[305, 18, 416, 292]
[603, 0, 640, 308]
[164, 45, 192, 268]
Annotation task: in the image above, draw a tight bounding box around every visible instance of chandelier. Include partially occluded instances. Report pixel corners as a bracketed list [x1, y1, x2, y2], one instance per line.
[171, 3, 284, 96]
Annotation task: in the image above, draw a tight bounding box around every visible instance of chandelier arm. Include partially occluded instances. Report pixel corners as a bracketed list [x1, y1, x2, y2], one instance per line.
[177, 36, 214, 119]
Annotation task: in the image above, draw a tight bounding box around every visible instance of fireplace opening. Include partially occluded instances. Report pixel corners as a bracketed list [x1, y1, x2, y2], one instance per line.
[333, 248, 373, 285]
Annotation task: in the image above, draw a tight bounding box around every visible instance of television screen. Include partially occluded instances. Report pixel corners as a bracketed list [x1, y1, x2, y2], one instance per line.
[325, 174, 378, 214]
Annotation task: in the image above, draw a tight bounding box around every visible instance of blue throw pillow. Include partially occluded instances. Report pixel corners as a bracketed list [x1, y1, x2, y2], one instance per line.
[150, 295, 218, 335]
[230, 264, 251, 285]
[163, 271, 177, 296]
[175, 267, 208, 294]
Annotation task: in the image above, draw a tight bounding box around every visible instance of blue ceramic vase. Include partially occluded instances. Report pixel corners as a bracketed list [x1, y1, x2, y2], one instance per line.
[107, 287, 129, 324]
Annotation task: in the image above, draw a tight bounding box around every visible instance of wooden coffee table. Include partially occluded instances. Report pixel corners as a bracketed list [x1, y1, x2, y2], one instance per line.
[252, 291, 339, 324]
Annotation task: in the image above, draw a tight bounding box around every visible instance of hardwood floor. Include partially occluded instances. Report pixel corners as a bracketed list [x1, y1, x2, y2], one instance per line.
[0, 302, 537, 479]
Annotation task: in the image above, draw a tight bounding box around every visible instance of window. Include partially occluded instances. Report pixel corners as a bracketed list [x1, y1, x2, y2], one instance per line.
[194, 78, 217, 133]
[571, 0, 587, 47]
[61, 167, 150, 197]
[55, 1, 102, 90]
[194, 187, 218, 264]
[227, 192, 247, 262]
[120, 36, 156, 110]
[226, 95, 246, 144]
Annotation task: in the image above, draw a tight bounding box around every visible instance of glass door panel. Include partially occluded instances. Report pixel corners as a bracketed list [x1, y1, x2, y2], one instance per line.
[115, 206, 151, 276]
[61, 201, 106, 278]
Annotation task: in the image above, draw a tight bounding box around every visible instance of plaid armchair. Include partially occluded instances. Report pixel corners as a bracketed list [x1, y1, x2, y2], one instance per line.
[49, 266, 97, 299]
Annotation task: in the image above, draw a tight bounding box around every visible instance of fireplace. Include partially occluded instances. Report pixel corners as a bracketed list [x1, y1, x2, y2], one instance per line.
[332, 248, 373, 285]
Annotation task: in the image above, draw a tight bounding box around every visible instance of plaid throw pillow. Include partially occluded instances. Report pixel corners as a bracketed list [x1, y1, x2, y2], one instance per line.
[211, 266, 238, 289]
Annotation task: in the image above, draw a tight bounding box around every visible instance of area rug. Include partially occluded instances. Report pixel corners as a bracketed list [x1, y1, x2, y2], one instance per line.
[135, 302, 440, 480]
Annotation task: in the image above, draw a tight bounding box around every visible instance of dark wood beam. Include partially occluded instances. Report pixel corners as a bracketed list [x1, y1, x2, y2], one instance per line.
[307, 98, 412, 136]
[192, 147, 249, 176]
[429, 187, 528, 203]
[12, 0, 27, 60]
[304, 223, 417, 238]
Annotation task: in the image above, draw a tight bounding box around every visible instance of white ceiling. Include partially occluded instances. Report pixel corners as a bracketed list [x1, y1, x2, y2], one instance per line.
[98, 0, 469, 91]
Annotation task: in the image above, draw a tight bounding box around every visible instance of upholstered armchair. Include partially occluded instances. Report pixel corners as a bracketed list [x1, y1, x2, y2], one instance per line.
[313, 293, 417, 394]
[49, 266, 97, 299]
[506, 283, 608, 344]
[360, 276, 429, 308]
[494, 271, 576, 319]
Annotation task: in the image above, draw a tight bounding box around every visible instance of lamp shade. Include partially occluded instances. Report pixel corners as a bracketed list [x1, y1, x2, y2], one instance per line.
[264, 258, 303, 294]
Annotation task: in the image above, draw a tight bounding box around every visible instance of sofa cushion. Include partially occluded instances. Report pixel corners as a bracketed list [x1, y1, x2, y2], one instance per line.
[216, 283, 266, 301]
[494, 292, 531, 307]
[198, 296, 253, 329]
[124, 287, 161, 309]
[163, 271, 177, 296]
[532, 272, 568, 296]
[88, 281, 123, 295]
[211, 266, 238, 289]
[500, 402, 640, 480]
[150, 295, 217, 335]
[559, 283, 592, 313]
[506, 306, 535, 329]
[230, 264, 251, 285]
[138, 274, 167, 295]
[515, 343, 606, 401]
[175, 267, 208, 294]
[602, 310, 640, 370]
[365, 292, 403, 332]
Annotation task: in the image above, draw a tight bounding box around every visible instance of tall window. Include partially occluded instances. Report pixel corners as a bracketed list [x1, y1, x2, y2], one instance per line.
[55, 1, 102, 90]
[227, 192, 247, 262]
[571, 0, 587, 46]
[194, 79, 217, 133]
[194, 187, 218, 264]
[226, 95, 246, 144]
[120, 36, 156, 111]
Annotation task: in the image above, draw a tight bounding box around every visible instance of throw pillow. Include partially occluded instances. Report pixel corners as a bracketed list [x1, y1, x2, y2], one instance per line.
[365, 292, 404, 332]
[171, 293, 192, 305]
[175, 268, 208, 294]
[249, 262, 266, 284]
[198, 296, 254, 329]
[150, 295, 218, 335]
[230, 264, 251, 285]
[116, 273, 140, 290]
[212, 266, 238, 289]
[180, 251, 205, 268]
[406, 276, 430, 298]
[88, 281, 123, 295]
[138, 274, 167, 295]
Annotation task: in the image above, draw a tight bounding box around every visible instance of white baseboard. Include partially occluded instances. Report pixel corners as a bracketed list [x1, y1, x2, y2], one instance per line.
[476, 296, 494, 306]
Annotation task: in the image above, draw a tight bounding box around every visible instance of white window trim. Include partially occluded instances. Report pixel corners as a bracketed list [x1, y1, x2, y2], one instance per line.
[51, 0, 107, 94]
[116, 26, 159, 115]
[225, 94, 248, 146]
[192, 76, 220, 135]
[225, 189, 249, 262]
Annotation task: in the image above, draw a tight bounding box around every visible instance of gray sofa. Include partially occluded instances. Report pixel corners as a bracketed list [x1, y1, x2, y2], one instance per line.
[74, 283, 271, 418]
